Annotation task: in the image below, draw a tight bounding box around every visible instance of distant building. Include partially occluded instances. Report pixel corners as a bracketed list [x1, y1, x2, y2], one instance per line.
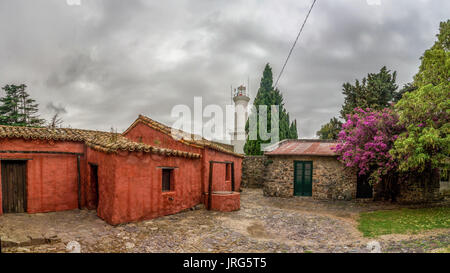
[231, 85, 250, 154]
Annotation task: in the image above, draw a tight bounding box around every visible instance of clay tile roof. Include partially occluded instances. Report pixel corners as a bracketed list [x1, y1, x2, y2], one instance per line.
[123, 115, 244, 158]
[0, 125, 201, 159]
[264, 139, 337, 156]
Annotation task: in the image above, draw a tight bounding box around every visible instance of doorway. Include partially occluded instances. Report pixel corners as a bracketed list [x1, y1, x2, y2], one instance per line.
[89, 164, 99, 208]
[1, 160, 27, 213]
[356, 174, 373, 198]
[294, 161, 313, 196]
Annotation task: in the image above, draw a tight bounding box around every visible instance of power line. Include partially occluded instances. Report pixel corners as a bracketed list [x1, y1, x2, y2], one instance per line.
[274, 0, 317, 89]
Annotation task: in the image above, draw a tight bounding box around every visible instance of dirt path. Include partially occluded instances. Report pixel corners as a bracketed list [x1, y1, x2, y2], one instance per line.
[1, 189, 449, 253]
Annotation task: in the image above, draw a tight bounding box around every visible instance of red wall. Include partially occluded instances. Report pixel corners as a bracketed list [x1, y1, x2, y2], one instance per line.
[202, 148, 242, 194]
[106, 151, 202, 225]
[207, 192, 240, 212]
[0, 138, 86, 215]
[123, 122, 202, 155]
[124, 121, 243, 214]
[0, 122, 243, 224]
[84, 148, 117, 222]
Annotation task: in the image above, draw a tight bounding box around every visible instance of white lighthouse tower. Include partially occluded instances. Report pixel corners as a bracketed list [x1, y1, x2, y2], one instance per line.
[231, 85, 250, 154]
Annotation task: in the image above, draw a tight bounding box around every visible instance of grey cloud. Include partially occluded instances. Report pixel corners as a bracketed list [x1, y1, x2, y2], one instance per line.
[0, 0, 448, 138]
[46, 102, 67, 115]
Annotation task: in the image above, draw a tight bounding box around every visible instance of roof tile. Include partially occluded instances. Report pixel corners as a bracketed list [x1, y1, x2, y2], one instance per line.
[0, 125, 201, 159]
[124, 115, 243, 157]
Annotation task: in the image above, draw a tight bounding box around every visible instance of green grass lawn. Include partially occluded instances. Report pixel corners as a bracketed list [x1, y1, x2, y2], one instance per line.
[358, 207, 450, 238]
[431, 246, 450, 253]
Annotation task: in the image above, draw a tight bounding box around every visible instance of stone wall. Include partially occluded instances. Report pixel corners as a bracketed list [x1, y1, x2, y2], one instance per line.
[396, 169, 442, 203]
[243, 154, 442, 203]
[241, 156, 267, 188]
[441, 181, 450, 196]
[263, 155, 357, 200]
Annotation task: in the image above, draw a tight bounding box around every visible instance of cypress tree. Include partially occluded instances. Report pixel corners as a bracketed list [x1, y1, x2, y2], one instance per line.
[289, 119, 298, 139]
[244, 63, 298, 155]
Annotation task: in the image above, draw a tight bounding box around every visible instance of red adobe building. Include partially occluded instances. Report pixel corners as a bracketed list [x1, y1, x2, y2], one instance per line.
[0, 115, 242, 225]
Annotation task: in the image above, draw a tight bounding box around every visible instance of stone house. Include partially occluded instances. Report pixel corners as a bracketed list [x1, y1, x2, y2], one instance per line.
[243, 139, 441, 202]
[262, 139, 360, 200]
[0, 115, 243, 225]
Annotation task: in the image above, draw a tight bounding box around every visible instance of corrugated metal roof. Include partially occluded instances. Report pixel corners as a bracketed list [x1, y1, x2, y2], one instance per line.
[264, 139, 337, 156]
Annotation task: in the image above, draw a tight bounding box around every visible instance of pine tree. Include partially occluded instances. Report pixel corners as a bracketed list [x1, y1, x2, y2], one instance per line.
[0, 85, 22, 126]
[316, 117, 342, 140]
[244, 63, 298, 155]
[17, 84, 45, 126]
[0, 84, 45, 127]
[317, 66, 400, 139]
[339, 66, 399, 119]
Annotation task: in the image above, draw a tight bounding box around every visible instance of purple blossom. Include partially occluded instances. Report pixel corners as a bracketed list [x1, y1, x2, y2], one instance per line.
[334, 107, 405, 183]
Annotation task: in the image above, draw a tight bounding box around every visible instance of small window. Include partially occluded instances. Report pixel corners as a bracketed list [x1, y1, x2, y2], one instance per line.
[225, 163, 231, 181]
[162, 169, 173, 192]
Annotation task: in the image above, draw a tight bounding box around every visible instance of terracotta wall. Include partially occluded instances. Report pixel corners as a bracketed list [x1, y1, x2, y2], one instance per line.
[202, 148, 242, 194]
[123, 122, 202, 155]
[206, 192, 240, 212]
[0, 123, 244, 223]
[0, 138, 86, 215]
[106, 151, 202, 225]
[124, 121, 243, 202]
[84, 148, 117, 221]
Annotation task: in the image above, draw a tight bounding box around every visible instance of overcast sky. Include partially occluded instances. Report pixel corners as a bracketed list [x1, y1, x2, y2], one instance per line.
[0, 0, 448, 139]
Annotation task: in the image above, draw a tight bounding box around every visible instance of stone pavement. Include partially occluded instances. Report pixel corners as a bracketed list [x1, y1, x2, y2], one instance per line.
[1, 189, 449, 253]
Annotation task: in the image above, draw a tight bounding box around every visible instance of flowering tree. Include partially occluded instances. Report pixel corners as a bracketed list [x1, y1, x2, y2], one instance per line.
[333, 108, 404, 184]
[391, 84, 449, 173]
[391, 20, 449, 173]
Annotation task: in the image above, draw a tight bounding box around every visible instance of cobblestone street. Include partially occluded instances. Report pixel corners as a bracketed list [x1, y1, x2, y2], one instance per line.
[1, 189, 449, 253]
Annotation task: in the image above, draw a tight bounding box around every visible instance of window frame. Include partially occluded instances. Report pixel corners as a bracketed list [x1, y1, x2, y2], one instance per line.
[225, 163, 231, 182]
[161, 167, 175, 192]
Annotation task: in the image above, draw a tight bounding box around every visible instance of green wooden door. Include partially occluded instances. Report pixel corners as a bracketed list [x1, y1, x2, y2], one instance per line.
[294, 161, 313, 196]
